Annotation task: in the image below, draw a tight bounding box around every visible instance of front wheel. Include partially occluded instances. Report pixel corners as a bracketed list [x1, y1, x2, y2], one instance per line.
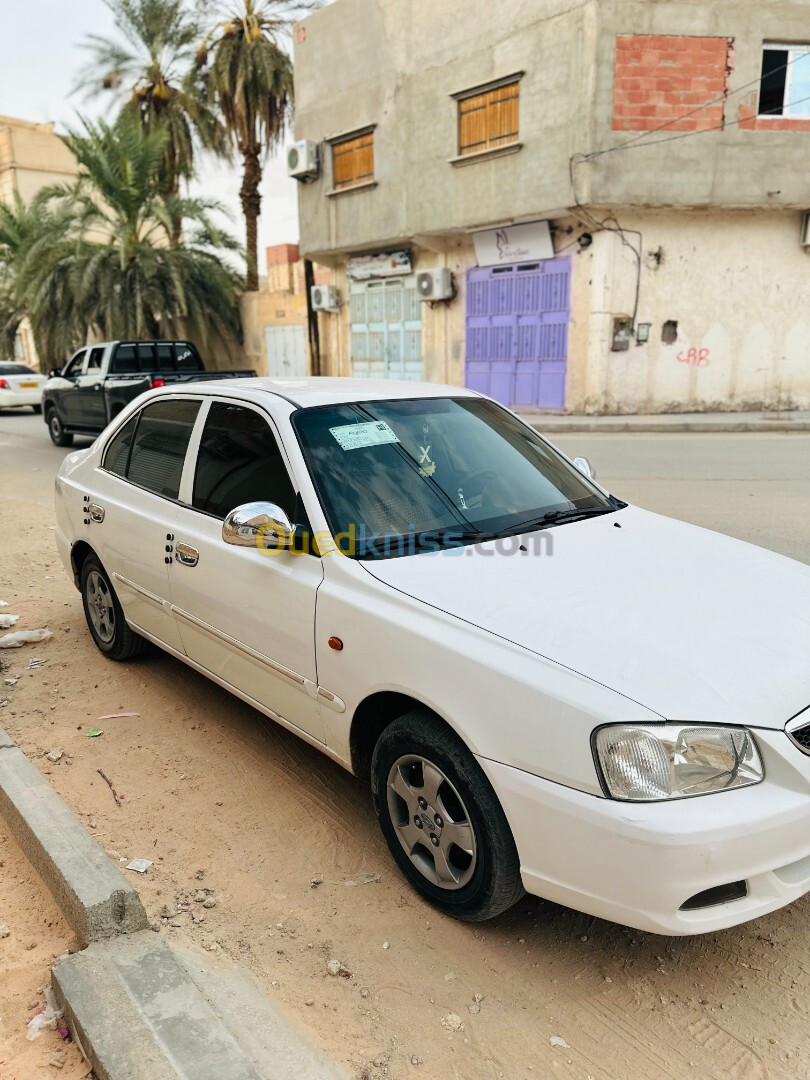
[80, 555, 147, 661]
[372, 710, 524, 921]
[47, 408, 73, 447]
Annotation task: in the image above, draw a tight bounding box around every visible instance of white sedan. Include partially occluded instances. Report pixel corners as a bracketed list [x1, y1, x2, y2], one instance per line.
[53, 378, 810, 934]
[0, 362, 46, 412]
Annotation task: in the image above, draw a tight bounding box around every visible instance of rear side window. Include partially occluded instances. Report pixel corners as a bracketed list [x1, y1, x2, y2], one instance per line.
[110, 345, 138, 374]
[137, 344, 156, 371]
[175, 344, 200, 372]
[192, 402, 296, 520]
[127, 399, 201, 500]
[103, 413, 139, 477]
[156, 344, 176, 372]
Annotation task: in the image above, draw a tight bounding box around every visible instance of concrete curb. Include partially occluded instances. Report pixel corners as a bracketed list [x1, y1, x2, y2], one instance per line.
[520, 416, 810, 434]
[0, 723, 346, 1080]
[0, 725, 147, 946]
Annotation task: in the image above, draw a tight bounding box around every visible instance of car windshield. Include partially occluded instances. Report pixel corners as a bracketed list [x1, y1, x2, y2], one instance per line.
[0, 363, 35, 375]
[294, 396, 617, 559]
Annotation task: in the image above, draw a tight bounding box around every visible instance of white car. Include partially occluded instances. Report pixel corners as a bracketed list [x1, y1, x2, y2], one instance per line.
[0, 361, 46, 412]
[53, 378, 810, 935]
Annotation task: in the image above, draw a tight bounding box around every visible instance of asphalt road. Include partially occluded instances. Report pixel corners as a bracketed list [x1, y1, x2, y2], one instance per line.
[4, 407, 808, 564]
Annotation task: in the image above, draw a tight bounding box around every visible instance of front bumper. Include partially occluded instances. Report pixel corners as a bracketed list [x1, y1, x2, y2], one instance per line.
[479, 728, 810, 935]
[0, 388, 41, 407]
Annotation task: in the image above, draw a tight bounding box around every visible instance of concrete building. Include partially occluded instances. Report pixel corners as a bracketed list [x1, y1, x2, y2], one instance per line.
[293, 0, 810, 413]
[241, 244, 332, 376]
[0, 116, 80, 367]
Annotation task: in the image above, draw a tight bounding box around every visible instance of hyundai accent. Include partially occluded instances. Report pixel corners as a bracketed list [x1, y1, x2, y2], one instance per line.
[53, 378, 810, 934]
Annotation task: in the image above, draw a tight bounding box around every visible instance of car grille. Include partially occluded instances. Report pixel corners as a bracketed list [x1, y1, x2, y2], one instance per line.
[788, 719, 810, 754]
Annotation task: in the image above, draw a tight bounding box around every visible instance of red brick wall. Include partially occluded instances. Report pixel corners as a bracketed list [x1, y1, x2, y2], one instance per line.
[737, 92, 810, 132]
[613, 35, 733, 132]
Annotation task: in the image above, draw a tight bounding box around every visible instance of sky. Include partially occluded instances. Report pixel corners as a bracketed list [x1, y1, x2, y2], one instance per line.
[0, 0, 303, 261]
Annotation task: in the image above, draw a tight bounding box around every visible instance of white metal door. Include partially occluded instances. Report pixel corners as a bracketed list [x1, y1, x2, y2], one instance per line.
[350, 276, 423, 380]
[264, 325, 307, 378]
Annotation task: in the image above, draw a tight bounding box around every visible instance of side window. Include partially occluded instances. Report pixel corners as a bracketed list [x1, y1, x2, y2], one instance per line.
[87, 347, 105, 371]
[137, 344, 156, 371]
[102, 413, 139, 477]
[127, 399, 201, 500]
[156, 344, 176, 372]
[63, 350, 87, 377]
[110, 344, 138, 374]
[192, 402, 296, 520]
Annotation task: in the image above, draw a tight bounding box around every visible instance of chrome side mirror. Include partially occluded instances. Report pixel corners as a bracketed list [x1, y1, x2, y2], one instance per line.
[573, 456, 595, 480]
[222, 501, 294, 550]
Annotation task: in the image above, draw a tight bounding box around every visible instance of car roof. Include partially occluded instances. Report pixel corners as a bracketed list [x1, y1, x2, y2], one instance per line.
[197, 377, 481, 409]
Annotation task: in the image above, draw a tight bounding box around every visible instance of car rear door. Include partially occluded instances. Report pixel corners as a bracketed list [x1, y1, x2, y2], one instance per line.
[168, 397, 325, 743]
[90, 397, 202, 651]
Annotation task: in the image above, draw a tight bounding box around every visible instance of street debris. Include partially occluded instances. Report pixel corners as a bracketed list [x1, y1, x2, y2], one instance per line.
[203, 897, 216, 909]
[28, 657, 49, 668]
[86, 728, 103, 738]
[26, 988, 63, 1040]
[4, 677, 19, 686]
[326, 959, 342, 976]
[97, 712, 140, 720]
[549, 1035, 570, 1049]
[310, 874, 323, 888]
[345, 872, 381, 887]
[0, 600, 8, 607]
[126, 858, 153, 873]
[0, 614, 20, 629]
[97, 768, 123, 807]
[441, 1013, 464, 1032]
[468, 993, 484, 1015]
[0, 925, 10, 939]
[45, 749, 64, 763]
[49, 1050, 66, 1069]
[0, 629, 53, 649]
[382, 940, 390, 950]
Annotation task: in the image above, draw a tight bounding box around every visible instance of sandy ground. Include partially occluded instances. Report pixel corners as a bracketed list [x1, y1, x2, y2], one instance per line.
[0, 816, 88, 1078]
[1, 417, 809, 1078]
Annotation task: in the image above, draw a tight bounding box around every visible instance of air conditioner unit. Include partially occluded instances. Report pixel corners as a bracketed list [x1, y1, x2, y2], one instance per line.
[288, 140, 319, 181]
[311, 284, 339, 312]
[416, 268, 455, 302]
[801, 210, 810, 248]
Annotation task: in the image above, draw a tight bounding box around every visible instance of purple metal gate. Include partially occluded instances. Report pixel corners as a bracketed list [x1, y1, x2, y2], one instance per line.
[465, 257, 571, 410]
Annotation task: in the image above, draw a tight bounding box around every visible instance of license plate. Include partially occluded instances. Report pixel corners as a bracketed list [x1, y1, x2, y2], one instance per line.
[19, 381, 37, 388]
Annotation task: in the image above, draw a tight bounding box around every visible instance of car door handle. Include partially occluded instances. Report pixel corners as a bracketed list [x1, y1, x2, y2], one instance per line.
[175, 543, 199, 567]
[88, 503, 105, 523]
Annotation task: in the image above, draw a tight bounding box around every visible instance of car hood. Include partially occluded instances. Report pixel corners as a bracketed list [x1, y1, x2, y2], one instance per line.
[361, 505, 810, 730]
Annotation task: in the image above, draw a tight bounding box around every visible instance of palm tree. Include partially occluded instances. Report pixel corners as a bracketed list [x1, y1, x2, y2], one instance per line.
[76, 0, 226, 212]
[0, 193, 79, 365]
[198, 1, 319, 290]
[21, 113, 242, 357]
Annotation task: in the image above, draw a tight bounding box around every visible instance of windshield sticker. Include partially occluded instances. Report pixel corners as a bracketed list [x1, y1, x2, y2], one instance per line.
[330, 421, 401, 451]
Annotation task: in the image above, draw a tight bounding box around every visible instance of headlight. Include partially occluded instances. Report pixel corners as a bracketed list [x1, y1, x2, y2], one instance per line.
[594, 724, 763, 801]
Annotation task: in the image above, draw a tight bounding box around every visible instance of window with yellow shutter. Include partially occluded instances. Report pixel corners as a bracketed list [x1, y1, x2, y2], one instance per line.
[331, 129, 375, 190]
[456, 77, 522, 157]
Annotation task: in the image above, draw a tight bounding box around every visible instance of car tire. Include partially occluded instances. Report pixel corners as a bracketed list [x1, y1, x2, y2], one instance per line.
[372, 710, 524, 921]
[32, 404, 42, 415]
[80, 555, 148, 661]
[47, 408, 73, 447]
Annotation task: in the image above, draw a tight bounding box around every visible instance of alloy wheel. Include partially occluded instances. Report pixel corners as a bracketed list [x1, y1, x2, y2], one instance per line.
[86, 569, 115, 644]
[386, 754, 477, 890]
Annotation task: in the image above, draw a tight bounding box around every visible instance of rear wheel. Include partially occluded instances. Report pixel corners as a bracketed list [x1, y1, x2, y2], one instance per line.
[372, 710, 524, 921]
[47, 408, 73, 447]
[80, 555, 147, 661]
[32, 403, 42, 415]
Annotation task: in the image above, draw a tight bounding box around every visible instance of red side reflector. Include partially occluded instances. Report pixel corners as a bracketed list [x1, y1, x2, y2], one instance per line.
[328, 637, 344, 652]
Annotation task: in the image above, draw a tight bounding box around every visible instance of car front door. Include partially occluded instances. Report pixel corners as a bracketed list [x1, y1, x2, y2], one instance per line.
[58, 350, 88, 426]
[90, 397, 202, 651]
[169, 398, 325, 743]
[73, 346, 108, 429]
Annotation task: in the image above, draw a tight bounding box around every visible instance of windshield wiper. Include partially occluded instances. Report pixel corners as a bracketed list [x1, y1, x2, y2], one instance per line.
[497, 505, 617, 538]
